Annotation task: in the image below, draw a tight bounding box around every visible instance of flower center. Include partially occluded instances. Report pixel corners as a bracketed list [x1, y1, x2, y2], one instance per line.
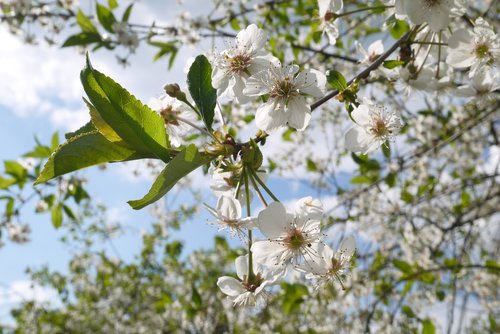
[242, 273, 263, 293]
[270, 77, 298, 101]
[370, 118, 389, 138]
[284, 228, 306, 251]
[323, 11, 336, 22]
[160, 105, 180, 126]
[474, 42, 491, 59]
[328, 258, 342, 275]
[229, 53, 251, 74]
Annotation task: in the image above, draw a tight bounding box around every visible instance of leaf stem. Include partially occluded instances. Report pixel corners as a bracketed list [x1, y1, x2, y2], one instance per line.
[250, 169, 279, 202]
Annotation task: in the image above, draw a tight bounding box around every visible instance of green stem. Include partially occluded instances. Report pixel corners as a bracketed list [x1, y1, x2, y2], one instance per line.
[250, 169, 279, 202]
[336, 5, 393, 18]
[249, 171, 268, 207]
[243, 167, 255, 280]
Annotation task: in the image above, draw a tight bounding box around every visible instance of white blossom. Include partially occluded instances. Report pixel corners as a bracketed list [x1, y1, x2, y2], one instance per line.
[395, 0, 458, 32]
[217, 254, 281, 307]
[456, 70, 500, 100]
[318, 0, 343, 45]
[112, 22, 139, 53]
[243, 64, 326, 132]
[148, 94, 198, 147]
[251, 201, 322, 269]
[446, 18, 499, 77]
[7, 222, 31, 243]
[203, 195, 255, 238]
[344, 99, 402, 154]
[301, 236, 355, 289]
[212, 24, 279, 104]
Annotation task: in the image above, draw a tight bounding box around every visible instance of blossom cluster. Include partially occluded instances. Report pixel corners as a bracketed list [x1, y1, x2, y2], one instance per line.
[206, 194, 355, 306]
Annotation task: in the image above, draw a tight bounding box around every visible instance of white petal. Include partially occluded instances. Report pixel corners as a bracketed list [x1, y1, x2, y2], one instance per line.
[344, 126, 375, 153]
[296, 69, 327, 97]
[217, 276, 245, 297]
[339, 235, 356, 259]
[286, 96, 311, 131]
[235, 255, 249, 280]
[351, 104, 371, 126]
[217, 195, 241, 220]
[251, 240, 287, 266]
[255, 101, 288, 132]
[258, 202, 288, 238]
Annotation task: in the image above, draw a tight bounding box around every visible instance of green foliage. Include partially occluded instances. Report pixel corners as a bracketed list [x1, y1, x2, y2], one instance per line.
[80, 55, 171, 161]
[187, 55, 217, 130]
[95, 3, 117, 33]
[422, 319, 436, 334]
[383, 60, 405, 69]
[128, 145, 212, 209]
[327, 70, 348, 91]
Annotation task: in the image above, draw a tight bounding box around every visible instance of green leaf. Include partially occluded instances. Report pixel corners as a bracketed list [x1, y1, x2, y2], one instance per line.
[385, 172, 397, 188]
[76, 9, 98, 33]
[4, 161, 27, 182]
[382, 141, 391, 158]
[128, 145, 212, 209]
[51, 132, 59, 150]
[81, 55, 170, 161]
[187, 55, 216, 130]
[351, 175, 372, 184]
[51, 204, 63, 229]
[65, 121, 96, 140]
[390, 19, 410, 40]
[383, 60, 405, 69]
[393, 259, 413, 274]
[108, 0, 118, 9]
[422, 319, 436, 334]
[23, 145, 52, 158]
[306, 158, 317, 172]
[62, 32, 102, 47]
[96, 3, 117, 33]
[402, 305, 416, 318]
[0, 176, 16, 189]
[435, 290, 446, 301]
[35, 131, 153, 184]
[326, 70, 347, 91]
[122, 3, 134, 22]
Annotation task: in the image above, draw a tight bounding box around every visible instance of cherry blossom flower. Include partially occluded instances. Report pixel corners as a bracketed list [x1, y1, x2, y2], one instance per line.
[395, 0, 458, 32]
[344, 99, 402, 154]
[295, 196, 324, 221]
[212, 24, 279, 104]
[318, 0, 343, 45]
[456, 70, 500, 100]
[217, 254, 281, 307]
[446, 18, 499, 77]
[356, 40, 384, 65]
[301, 236, 356, 289]
[7, 222, 31, 243]
[148, 94, 198, 147]
[203, 195, 255, 238]
[243, 64, 326, 132]
[251, 202, 322, 269]
[112, 22, 139, 53]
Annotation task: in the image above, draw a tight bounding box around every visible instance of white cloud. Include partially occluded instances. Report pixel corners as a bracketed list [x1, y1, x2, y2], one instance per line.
[0, 280, 57, 306]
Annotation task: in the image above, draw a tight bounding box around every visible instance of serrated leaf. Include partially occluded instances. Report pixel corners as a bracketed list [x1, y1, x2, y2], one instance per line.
[96, 3, 117, 33]
[65, 121, 96, 140]
[84, 97, 123, 144]
[128, 145, 212, 209]
[81, 55, 170, 161]
[187, 55, 216, 130]
[327, 70, 347, 91]
[383, 60, 405, 69]
[76, 9, 98, 33]
[35, 131, 153, 184]
[62, 32, 101, 47]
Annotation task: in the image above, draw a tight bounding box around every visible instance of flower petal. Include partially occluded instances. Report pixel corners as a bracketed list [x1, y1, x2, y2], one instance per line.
[217, 276, 245, 297]
[258, 202, 288, 238]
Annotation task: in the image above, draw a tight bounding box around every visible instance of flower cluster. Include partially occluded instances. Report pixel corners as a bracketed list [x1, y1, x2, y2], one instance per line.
[211, 24, 327, 132]
[207, 194, 355, 307]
